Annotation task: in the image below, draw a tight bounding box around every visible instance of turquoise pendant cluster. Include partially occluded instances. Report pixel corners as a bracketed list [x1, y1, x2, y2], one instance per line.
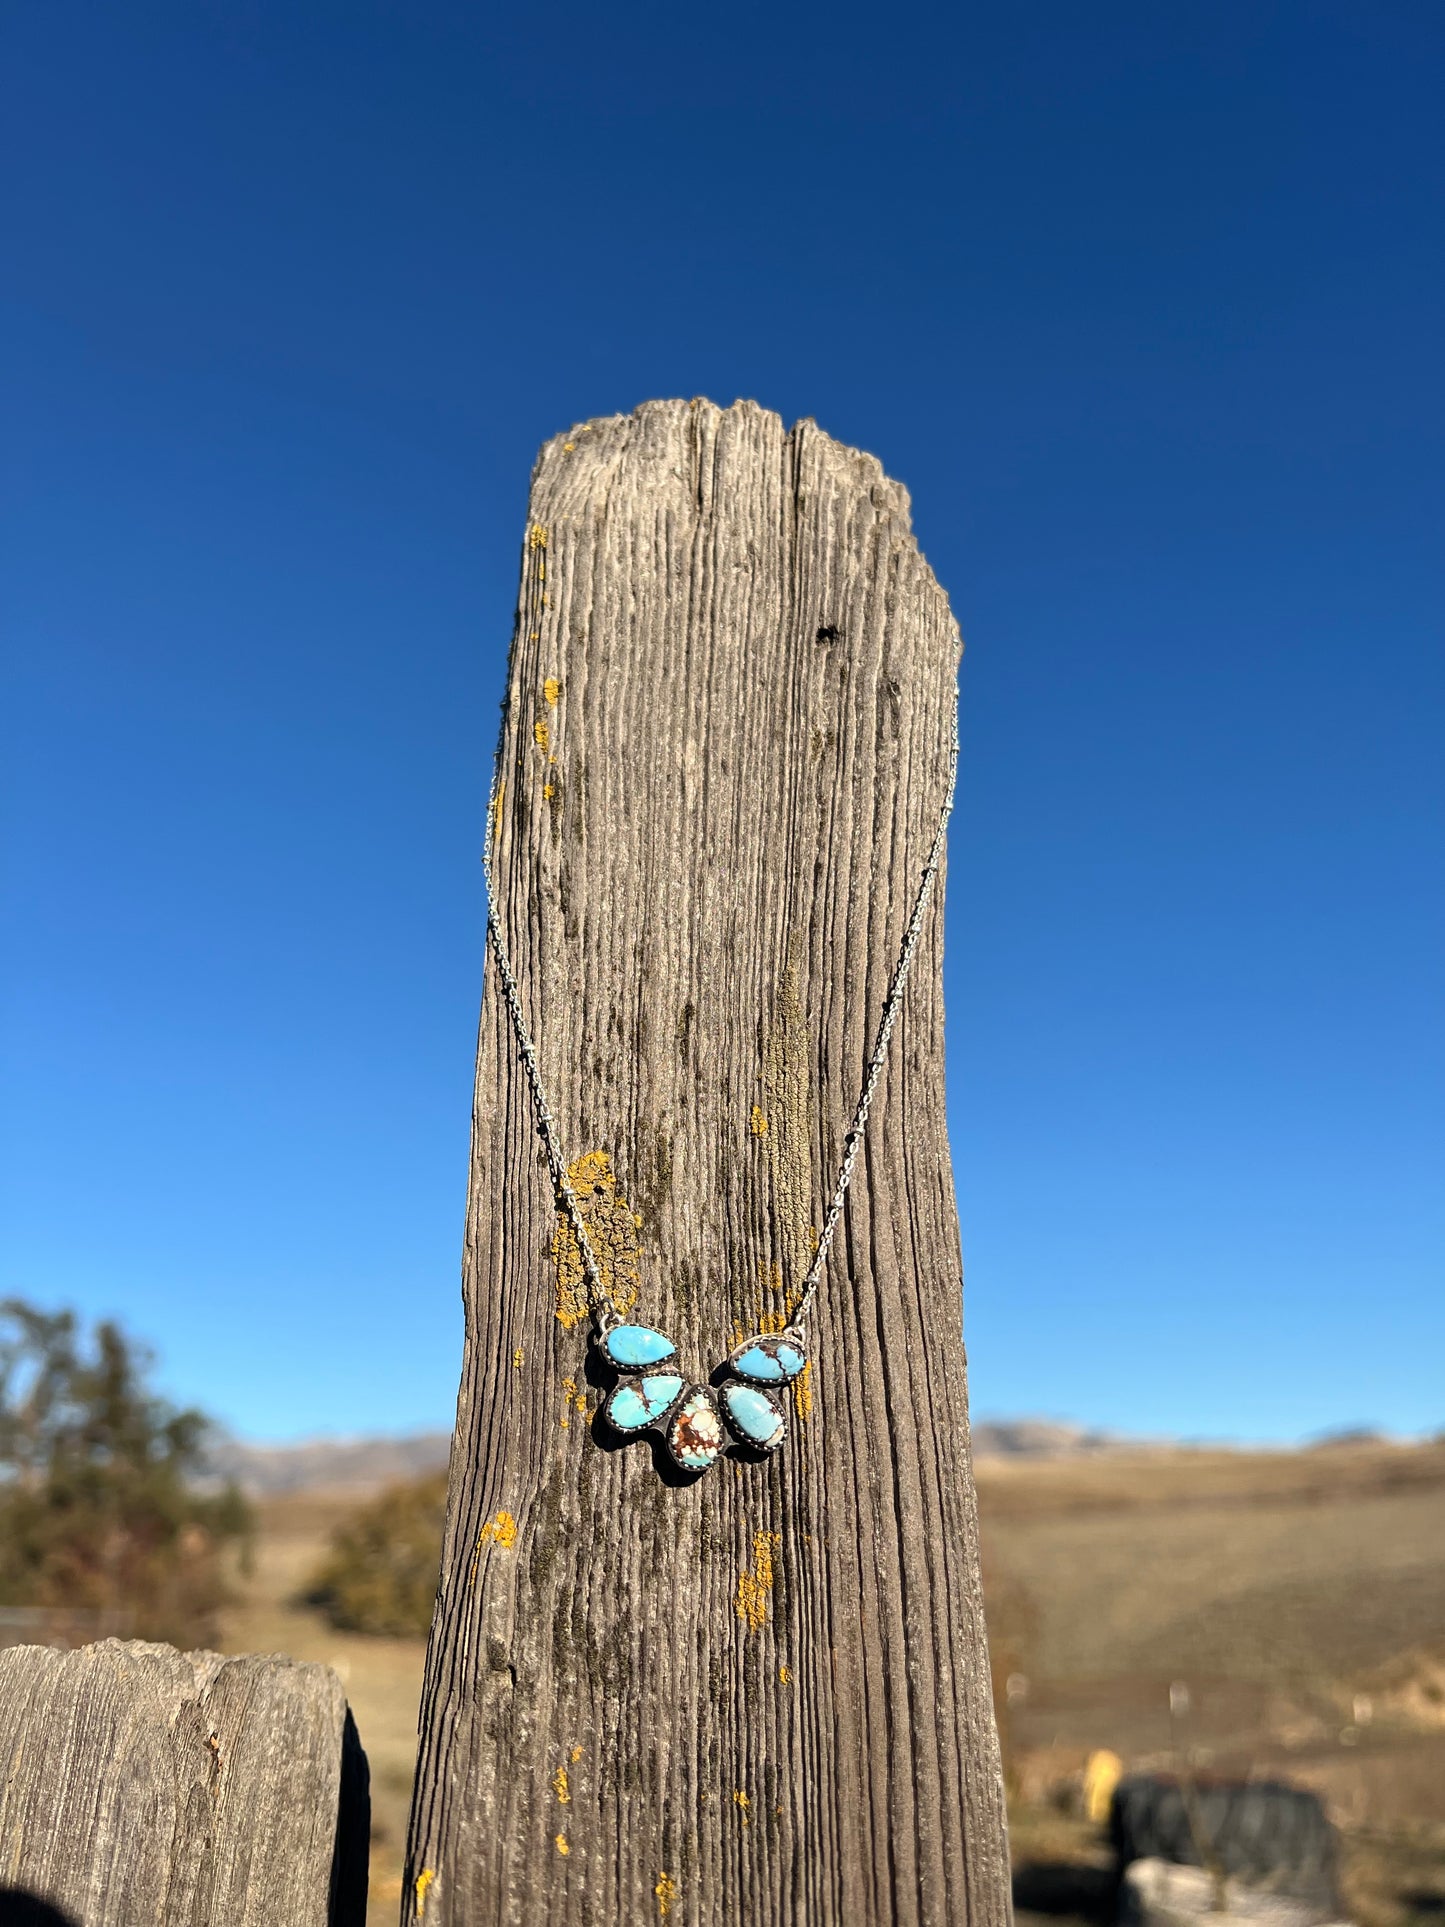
[596, 1323, 808, 1474]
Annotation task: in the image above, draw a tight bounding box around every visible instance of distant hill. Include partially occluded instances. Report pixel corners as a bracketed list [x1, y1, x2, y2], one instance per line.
[209, 1430, 452, 1494]
[970, 1418, 1138, 1458]
[209, 1415, 1152, 1494]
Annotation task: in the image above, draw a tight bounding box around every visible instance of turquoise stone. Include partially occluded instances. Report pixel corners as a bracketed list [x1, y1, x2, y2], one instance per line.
[606, 1373, 684, 1432]
[722, 1383, 785, 1450]
[602, 1324, 676, 1370]
[731, 1338, 807, 1384]
[667, 1388, 726, 1471]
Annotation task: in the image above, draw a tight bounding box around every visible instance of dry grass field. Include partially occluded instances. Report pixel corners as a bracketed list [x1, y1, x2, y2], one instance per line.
[978, 1438, 1445, 1927]
[215, 1436, 1445, 1926]
[215, 1491, 428, 1924]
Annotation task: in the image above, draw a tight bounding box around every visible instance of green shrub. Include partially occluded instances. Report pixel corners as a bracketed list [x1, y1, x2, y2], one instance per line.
[0, 1297, 251, 1649]
[303, 1471, 448, 1637]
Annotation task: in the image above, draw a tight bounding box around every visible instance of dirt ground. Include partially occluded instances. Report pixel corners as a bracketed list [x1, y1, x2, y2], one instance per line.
[217, 1437, 1445, 1926]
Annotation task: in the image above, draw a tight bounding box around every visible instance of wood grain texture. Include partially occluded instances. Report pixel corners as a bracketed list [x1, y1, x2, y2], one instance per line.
[407, 399, 1009, 1927]
[0, 1639, 369, 1926]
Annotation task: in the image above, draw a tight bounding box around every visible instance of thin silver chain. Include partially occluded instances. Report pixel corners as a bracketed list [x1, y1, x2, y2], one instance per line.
[482, 691, 959, 1339]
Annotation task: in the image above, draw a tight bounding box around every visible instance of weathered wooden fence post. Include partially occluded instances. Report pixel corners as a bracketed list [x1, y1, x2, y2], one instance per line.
[0, 1639, 369, 1925]
[406, 399, 1010, 1926]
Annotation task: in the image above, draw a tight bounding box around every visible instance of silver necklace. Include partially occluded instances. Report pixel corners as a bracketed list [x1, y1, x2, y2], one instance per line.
[483, 691, 959, 1477]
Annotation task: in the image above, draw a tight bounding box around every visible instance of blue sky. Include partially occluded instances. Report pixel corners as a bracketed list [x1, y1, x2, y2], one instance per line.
[3, 0, 1441, 1444]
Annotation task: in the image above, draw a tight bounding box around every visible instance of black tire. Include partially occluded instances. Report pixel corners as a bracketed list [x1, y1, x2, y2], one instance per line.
[1109, 1774, 1338, 1912]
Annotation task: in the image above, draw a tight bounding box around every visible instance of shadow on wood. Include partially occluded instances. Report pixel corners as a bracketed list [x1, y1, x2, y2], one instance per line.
[0, 1892, 82, 1927]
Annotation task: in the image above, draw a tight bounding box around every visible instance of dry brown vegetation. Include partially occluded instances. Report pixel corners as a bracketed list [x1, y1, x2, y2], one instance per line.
[212, 1436, 1445, 1926]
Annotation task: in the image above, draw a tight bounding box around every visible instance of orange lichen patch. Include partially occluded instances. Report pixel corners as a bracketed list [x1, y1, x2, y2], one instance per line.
[559, 1373, 589, 1430]
[733, 1789, 752, 1826]
[750, 1106, 769, 1136]
[552, 1150, 643, 1331]
[552, 1765, 570, 1804]
[533, 718, 550, 751]
[544, 676, 562, 705]
[733, 1295, 789, 1349]
[414, 1868, 436, 1916]
[555, 1833, 570, 1855]
[478, 1510, 517, 1550]
[655, 1872, 678, 1917]
[792, 1360, 814, 1421]
[736, 1531, 782, 1632]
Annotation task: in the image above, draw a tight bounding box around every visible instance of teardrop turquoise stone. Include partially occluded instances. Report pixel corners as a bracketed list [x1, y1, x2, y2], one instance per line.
[603, 1324, 676, 1369]
[723, 1384, 784, 1448]
[668, 1388, 726, 1470]
[607, 1374, 684, 1431]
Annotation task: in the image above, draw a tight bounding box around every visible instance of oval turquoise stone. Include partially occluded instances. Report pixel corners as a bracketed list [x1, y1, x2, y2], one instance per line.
[607, 1374, 684, 1431]
[733, 1344, 786, 1381]
[723, 1384, 784, 1448]
[603, 1324, 676, 1369]
[732, 1338, 806, 1383]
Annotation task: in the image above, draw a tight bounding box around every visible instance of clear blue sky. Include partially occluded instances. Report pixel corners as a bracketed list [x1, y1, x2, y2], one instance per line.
[3, 1, 1441, 1445]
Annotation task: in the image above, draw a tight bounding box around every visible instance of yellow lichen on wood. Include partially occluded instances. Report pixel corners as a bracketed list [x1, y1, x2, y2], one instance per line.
[735, 1530, 782, 1632]
[544, 676, 562, 705]
[778, 1664, 792, 1684]
[792, 1359, 814, 1421]
[512, 1346, 524, 1369]
[655, 1872, 678, 1917]
[551, 1150, 643, 1330]
[529, 524, 548, 550]
[414, 1868, 436, 1917]
[570, 1744, 583, 1762]
[533, 718, 549, 751]
[555, 1833, 569, 1855]
[478, 1510, 517, 1550]
[749, 1105, 769, 1136]
[552, 1765, 570, 1804]
[733, 1789, 752, 1826]
[542, 782, 554, 800]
